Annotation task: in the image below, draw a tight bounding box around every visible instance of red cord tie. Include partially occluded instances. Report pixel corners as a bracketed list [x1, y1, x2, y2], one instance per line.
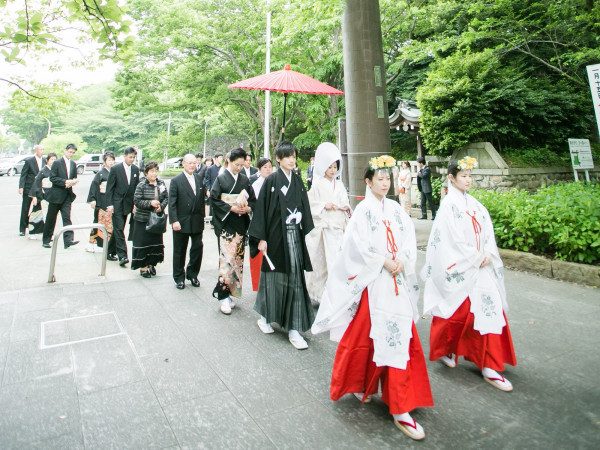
[382, 220, 399, 295]
[466, 210, 482, 251]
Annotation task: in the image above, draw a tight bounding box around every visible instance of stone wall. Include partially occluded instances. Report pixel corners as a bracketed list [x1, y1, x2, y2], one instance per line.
[432, 166, 600, 192]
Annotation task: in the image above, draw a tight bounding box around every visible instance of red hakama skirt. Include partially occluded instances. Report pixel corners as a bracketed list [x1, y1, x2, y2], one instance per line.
[330, 289, 434, 415]
[429, 296, 517, 371]
[250, 252, 263, 292]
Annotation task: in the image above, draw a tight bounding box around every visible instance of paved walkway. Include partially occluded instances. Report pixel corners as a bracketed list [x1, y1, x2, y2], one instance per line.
[0, 174, 598, 449]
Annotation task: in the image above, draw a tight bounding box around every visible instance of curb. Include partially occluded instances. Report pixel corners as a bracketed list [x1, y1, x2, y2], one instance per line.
[498, 248, 599, 287]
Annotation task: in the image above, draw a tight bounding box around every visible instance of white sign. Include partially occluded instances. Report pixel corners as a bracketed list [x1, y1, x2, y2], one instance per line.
[586, 64, 600, 135]
[568, 139, 594, 170]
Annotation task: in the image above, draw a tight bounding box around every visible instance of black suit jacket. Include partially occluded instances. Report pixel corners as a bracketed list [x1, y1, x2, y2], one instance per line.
[105, 162, 140, 215]
[46, 157, 77, 204]
[417, 165, 432, 194]
[169, 169, 206, 234]
[19, 156, 44, 193]
[205, 164, 220, 191]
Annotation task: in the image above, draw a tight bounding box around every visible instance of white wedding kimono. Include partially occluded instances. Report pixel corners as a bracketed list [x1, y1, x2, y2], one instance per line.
[312, 191, 420, 370]
[305, 176, 350, 302]
[420, 183, 508, 335]
[305, 143, 350, 303]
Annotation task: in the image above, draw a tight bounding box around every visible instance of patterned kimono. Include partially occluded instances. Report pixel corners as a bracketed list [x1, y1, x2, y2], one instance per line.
[87, 167, 112, 247]
[211, 169, 254, 298]
[312, 190, 433, 414]
[421, 183, 517, 371]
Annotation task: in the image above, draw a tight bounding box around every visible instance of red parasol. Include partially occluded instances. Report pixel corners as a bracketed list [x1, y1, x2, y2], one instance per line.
[228, 64, 344, 139]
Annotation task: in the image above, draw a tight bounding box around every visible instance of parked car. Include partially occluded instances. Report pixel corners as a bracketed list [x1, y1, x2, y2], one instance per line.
[0, 155, 29, 176]
[165, 157, 184, 169]
[76, 153, 104, 174]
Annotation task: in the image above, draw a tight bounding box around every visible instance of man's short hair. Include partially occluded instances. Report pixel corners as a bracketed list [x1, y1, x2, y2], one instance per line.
[66, 143, 77, 151]
[417, 156, 426, 164]
[124, 146, 137, 156]
[195, 152, 203, 158]
[214, 152, 223, 158]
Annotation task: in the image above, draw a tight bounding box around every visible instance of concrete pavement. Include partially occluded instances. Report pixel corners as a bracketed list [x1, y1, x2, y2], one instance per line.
[0, 173, 599, 449]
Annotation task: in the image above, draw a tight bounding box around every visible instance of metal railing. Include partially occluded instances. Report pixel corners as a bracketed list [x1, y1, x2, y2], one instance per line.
[48, 223, 108, 283]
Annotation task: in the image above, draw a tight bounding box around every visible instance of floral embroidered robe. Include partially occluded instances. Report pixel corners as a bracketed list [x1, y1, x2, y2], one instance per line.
[312, 191, 420, 370]
[420, 183, 508, 335]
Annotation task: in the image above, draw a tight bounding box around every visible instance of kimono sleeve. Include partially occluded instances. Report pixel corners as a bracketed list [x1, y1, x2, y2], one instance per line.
[210, 176, 231, 224]
[87, 172, 101, 203]
[248, 176, 271, 242]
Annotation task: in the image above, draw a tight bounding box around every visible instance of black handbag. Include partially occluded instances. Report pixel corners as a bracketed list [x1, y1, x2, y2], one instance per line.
[145, 186, 167, 234]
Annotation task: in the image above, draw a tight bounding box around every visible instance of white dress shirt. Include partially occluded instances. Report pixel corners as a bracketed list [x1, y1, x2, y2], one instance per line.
[184, 171, 196, 195]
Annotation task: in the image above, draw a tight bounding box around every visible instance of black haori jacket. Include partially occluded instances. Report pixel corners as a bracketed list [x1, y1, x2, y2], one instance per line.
[248, 168, 314, 274]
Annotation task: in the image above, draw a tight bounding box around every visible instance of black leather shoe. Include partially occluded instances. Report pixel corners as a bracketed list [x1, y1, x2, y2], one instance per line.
[42, 243, 51, 248]
[119, 257, 129, 267]
[107, 254, 118, 261]
[19, 232, 25, 236]
[64, 240, 79, 249]
[149, 266, 156, 276]
[176, 281, 185, 290]
[140, 269, 152, 278]
[417, 217, 427, 220]
[187, 277, 200, 287]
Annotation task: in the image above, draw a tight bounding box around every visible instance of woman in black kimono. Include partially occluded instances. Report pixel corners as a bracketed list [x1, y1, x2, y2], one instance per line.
[248, 141, 315, 350]
[86, 152, 115, 252]
[28, 152, 57, 239]
[210, 148, 255, 315]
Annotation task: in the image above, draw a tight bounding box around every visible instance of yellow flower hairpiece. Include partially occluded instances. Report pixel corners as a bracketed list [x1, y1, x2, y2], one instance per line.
[457, 156, 478, 171]
[369, 155, 396, 170]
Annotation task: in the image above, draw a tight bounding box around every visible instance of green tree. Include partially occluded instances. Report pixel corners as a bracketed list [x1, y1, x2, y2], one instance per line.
[40, 133, 88, 159]
[113, 0, 344, 157]
[380, 0, 600, 157]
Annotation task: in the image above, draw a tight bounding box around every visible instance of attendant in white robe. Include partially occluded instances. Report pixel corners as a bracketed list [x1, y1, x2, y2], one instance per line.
[421, 157, 517, 392]
[312, 156, 433, 441]
[305, 142, 350, 303]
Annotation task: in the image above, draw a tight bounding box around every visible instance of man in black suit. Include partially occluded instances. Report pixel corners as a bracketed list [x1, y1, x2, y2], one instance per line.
[194, 152, 205, 174]
[42, 144, 79, 248]
[169, 154, 207, 289]
[18, 144, 45, 236]
[306, 156, 315, 190]
[242, 154, 258, 180]
[105, 147, 140, 266]
[204, 152, 223, 193]
[417, 156, 436, 220]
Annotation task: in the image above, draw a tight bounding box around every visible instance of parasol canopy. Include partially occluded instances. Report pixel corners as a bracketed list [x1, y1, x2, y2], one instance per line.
[228, 64, 344, 140]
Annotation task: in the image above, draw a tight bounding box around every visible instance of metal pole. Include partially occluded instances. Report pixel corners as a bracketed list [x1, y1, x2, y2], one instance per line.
[163, 112, 171, 171]
[48, 224, 108, 283]
[203, 120, 208, 159]
[264, 8, 272, 158]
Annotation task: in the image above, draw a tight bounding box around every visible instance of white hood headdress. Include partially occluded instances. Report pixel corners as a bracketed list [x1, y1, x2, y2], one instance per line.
[313, 142, 343, 180]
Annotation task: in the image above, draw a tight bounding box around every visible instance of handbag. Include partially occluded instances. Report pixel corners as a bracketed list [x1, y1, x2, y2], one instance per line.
[212, 276, 231, 300]
[145, 186, 167, 234]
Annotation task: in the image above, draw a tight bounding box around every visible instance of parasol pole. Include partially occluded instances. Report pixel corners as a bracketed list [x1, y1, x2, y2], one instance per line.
[264, 7, 272, 158]
[281, 92, 288, 141]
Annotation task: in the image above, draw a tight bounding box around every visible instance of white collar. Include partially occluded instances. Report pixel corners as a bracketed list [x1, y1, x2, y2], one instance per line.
[184, 171, 195, 180]
[282, 169, 292, 184]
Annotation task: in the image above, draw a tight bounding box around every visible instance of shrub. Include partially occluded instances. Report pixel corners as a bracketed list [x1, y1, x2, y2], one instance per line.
[471, 183, 600, 265]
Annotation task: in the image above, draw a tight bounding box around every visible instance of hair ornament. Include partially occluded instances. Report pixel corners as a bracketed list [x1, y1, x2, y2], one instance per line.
[369, 155, 396, 170]
[457, 156, 478, 171]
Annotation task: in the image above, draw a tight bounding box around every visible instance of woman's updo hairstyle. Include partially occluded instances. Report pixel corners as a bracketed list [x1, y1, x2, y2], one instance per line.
[256, 157, 272, 170]
[447, 159, 461, 178]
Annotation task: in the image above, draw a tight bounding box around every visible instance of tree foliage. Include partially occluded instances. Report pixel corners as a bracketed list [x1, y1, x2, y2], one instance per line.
[0, 0, 135, 95]
[112, 0, 344, 157]
[381, 0, 600, 156]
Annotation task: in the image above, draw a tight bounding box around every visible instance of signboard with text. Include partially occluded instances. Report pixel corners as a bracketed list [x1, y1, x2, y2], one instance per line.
[586, 64, 600, 135]
[568, 139, 594, 170]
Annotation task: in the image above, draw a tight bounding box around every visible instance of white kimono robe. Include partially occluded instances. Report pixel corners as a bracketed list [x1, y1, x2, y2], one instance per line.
[420, 183, 508, 335]
[305, 176, 350, 302]
[312, 191, 420, 370]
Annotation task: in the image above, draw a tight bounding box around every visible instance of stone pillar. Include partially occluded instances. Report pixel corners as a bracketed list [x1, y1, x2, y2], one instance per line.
[342, 0, 391, 206]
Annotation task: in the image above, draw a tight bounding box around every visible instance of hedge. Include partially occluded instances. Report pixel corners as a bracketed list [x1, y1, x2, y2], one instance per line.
[471, 183, 600, 265]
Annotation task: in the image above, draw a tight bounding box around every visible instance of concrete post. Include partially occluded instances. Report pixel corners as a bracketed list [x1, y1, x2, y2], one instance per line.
[342, 0, 391, 206]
